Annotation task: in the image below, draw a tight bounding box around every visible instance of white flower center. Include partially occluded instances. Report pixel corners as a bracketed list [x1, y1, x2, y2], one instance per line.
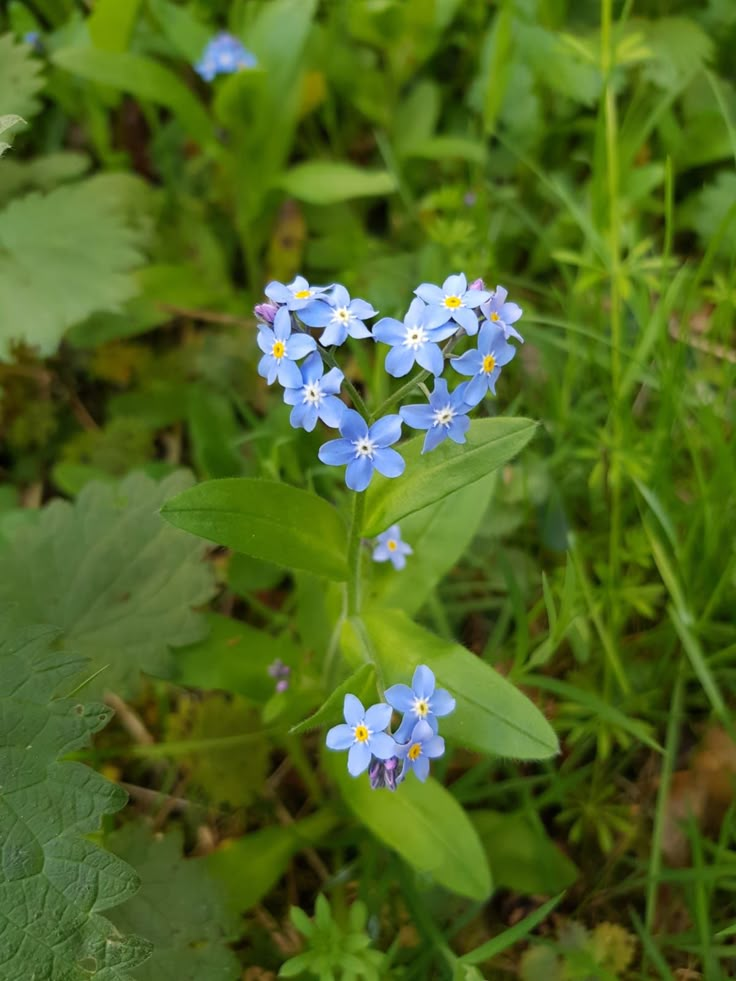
[403, 325, 428, 350]
[412, 697, 430, 718]
[432, 404, 455, 428]
[333, 307, 351, 323]
[303, 382, 323, 405]
[353, 436, 376, 459]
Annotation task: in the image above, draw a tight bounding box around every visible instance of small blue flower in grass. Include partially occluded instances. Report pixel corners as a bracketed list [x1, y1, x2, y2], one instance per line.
[299, 284, 377, 346]
[386, 664, 456, 743]
[283, 352, 345, 432]
[318, 410, 404, 492]
[480, 285, 524, 343]
[399, 377, 471, 453]
[257, 307, 316, 387]
[265, 276, 329, 312]
[195, 32, 257, 82]
[415, 273, 490, 335]
[396, 720, 445, 782]
[373, 298, 447, 377]
[450, 321, 516, 406]
[373, 525, 413, 570]
[326, 694, 396, 777]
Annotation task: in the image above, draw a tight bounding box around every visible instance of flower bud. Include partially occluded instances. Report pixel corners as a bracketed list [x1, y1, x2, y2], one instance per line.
[254, 302, 279, 324]
[468, 278, 485, 291]
[369, 756, 399, 791]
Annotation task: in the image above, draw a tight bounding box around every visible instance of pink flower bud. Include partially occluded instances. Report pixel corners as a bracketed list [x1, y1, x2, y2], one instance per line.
[254, 302, 279, 323]
[469, 278, 485, 291]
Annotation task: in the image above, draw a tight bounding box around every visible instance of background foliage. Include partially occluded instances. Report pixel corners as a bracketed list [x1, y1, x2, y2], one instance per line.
[0, 0, 735, 978]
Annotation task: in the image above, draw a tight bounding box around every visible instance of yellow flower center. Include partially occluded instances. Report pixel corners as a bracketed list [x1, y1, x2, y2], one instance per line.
[294, 289, 312, 299]
[354, 724, 369, 743]
[443, 295, 462, 309]
[408, 742, 422, 761]
[387, 540, 397, 552]
[272, 340, 286, 359]
[490, 312, 500, 321]
[482, 353, 496, 374]
[414, 698, 429, 717]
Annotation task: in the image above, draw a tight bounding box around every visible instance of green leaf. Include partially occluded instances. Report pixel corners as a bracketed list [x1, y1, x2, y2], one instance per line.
[364, 417, 537, 537]
[471, 811, 578, 895]
[290, 663, 376, 735]
[460, 893, 565, 966]
[370, 473, 497, 616]
[106, 824, 240, 981]
[356, 609, 559, 759]
[187, 387, 244, 479]
[52, 46, 212, 145]
[0, 174, 147, 360]
[0, 612, 152, 979]
[89, 0, 142, 53]
[0, 33, 44, 119]
[207, 811, 337, 912]
[403, 135, 487, 164]
[0, 471, 215, 696]
[0, 113, 24, 156]
[328, 753, 491, 901]
[275, 161, 397, 205]
[161, 477, 349, 581]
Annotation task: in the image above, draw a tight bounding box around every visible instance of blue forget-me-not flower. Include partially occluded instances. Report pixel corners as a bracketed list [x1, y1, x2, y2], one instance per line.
[480, 285, 524, 343]
[396, 719, 446, 782]
[318, 409, 404, 492]
[415, 273, 490, 335]
[299, 284, 377, 346]
[265, 276, 329, 312]
[373, 297, 448, 377]
[399, 377, 472, 453]
[326, 694, 396, 777]
[195, 32, 257, 82]
[386, 664, 456, 743]
[257, 307, 316, 387]
[451, 321, 517, 406]
[372, 524, 413, 570]
[283, 351, 345, 432]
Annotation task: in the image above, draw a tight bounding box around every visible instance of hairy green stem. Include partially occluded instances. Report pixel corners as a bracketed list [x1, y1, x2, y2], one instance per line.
[346, 491, 367, 616]
[370, 334, 461, 422]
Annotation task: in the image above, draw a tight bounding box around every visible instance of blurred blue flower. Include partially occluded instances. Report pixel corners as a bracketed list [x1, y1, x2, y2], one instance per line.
[414, 273, 490, 335]
[326, 694, 396, 777]
[195, 32, 257, 82]
[265, 276, 329, 312]
[372, 524, 413, 571]
[480, 285, 524, 343]
[396, 719, 445, 782]
[450, 321, 516, 406]
[373, 297, 447, 377]
[385, 664, 455, 743]
[257, 307, 316, 387]
[318, 409, 404, 492]
[399, 377, 471, 453]
[299, 284, 377, 346]
[23, 31, 43, 52]
[283, 351, 345, 432]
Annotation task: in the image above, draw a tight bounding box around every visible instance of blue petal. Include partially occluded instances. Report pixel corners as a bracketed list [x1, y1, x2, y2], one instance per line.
[385, 344, 415, 377]
[289, 402, 308, 430]
[393, 714, 415, 743]
[273, 306, 292, 341]
[298, 300, 332, 327]
[443, 273, 467, 295]
[369, 731, 397, 760]
[330, 284, 350, 308]
[453, 305, 480, 335]
[413, 665, 435, 699]
[416, 342, 443, 376]
[347, 319, 372, 339]
[431, 689, 456, 717]
[265, 281, 291, 303]
[276, 359, 302, 388]
[348, 741, 372, 776]
[428, 377, 450, 405]
[346, 456, 374, 491]
[412, 756, 430, 781]
[257, 354, 277, 385]
[256, 328, 274, 354]
[464, 373, 488, 406]
[410, 719, 434, 742]
[320, 366, 343, 394]
[414, 283, 444, 304]
[372, 447, 405, 479]
[286, 333, 317, 359]
[399, 403, 433, 430]
[369, 414, 402, 446]
[447, 415, 470, 443]
[422, 425, 448, 453]
[326, 723, 354, 750]
[320, 320, 348, 346]
[301, 351, 324, 384]
[494, 285, 508, 305]
[283, 387, 301, 406]
[391, 551, 408, 570]
[318, 438, 355, 465]
[372, 543, 391, 562]
[428, 319, 458, 341]
[385, 683, 415, 713]
[424, 305, 454, 330]
[464, 288, 490, 308]
[423, 735, 445, 759]
[450, 350, 482, 376]
[405, 297, 427, 324]
[343, 693, 365, 726]
[300, 403, 319, 432]
[349, 298, 377, 319]
[373, 317, 407, 346]
[340, 408, 368, 441]
[478, 320, 503, 352]
[365, 702, 392, 731]
[501, 301, 522, 324]
[319, 396, 345, 429]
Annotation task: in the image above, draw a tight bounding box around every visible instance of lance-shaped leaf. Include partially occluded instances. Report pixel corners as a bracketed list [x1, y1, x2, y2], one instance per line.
[0, 613, 152, 979]
[0, 471, 215, 696]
